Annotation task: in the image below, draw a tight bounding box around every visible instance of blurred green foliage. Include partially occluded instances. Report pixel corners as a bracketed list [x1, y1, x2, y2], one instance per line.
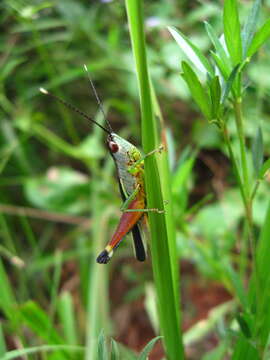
[0, 0, 270, 359]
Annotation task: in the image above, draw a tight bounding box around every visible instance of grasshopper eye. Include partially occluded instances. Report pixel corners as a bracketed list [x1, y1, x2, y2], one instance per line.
[108, 141, 119, 153]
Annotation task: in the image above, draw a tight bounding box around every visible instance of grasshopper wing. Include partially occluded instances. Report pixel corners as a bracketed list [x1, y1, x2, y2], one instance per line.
[118, 179, 147, 261]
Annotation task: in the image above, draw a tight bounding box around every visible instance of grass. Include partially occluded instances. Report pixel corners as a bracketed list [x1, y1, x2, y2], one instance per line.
[1, 0, 270, 359]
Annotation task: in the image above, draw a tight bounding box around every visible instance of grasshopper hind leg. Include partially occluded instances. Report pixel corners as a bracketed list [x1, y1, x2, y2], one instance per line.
[96, 248, 113, 264]
[96, 197, 145, 264]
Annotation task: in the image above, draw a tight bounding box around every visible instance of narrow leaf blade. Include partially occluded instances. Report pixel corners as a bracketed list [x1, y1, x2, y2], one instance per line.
[181, 61, 212, 119]
[97, 330, 108, 360]
[252, 126, 264, 177]
[110, 339, 120, 360]
[221, 64, 240, 103]
[223, 0, 242, 64]
[209, 75, 221, 118]
[204, 21, 231, 70]
[138, 336, 162, 360]
[247, 18, 270, 58]
[242, 0, 261, 57]
[168, 26, 213, 76]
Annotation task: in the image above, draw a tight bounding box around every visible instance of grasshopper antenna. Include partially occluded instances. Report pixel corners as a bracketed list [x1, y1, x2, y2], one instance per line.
[39, 87, 111, 134]
[83, 64, 113, 133]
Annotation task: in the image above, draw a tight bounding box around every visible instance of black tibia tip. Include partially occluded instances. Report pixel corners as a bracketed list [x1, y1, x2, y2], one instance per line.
[96, 250, 111, 264]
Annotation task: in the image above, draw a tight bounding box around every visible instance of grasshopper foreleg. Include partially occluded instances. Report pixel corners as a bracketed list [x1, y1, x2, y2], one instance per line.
[128, 144, 164, 174]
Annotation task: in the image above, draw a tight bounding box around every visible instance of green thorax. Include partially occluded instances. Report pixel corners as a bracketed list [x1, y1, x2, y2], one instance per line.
[109, 133, 144, 198]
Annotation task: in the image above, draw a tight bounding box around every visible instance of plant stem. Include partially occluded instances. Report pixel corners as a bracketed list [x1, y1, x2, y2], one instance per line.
[233, 98, 250, 199]
[222, 123, 247, 211]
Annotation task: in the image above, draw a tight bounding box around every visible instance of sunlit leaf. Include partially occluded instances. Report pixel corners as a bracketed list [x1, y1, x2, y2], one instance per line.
[168, 26, 213, 76]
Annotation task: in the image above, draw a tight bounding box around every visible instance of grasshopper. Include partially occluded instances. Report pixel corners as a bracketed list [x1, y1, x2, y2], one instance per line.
[40, 68, 162, 264]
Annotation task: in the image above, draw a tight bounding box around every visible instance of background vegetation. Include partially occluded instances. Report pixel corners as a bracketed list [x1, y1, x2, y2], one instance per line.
[0, 0, 270, 359]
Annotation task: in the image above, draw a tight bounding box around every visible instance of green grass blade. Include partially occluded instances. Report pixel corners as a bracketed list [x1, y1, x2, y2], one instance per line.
[85, 200, 112, 360]
[0, 259, 17, 321]
[97, 330, 108, 360]
[234, 201, 270, 358]
[110, 339, 120, 360]
[125, 1, 184, 359]
[138, 336, 162, 360]
[253, 201, 270, 350]
[247, 18, 270, 58]
[0, 323, 7, 357]
[223, 0, 242, 65]
[242, 0, 261, 58]
[19, 301, 65, 345]
[2, 345, 84, 360]
[57, 291, 78, 345]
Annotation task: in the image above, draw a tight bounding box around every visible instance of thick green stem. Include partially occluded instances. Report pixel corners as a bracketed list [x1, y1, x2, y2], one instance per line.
[125, 1, 184, 359]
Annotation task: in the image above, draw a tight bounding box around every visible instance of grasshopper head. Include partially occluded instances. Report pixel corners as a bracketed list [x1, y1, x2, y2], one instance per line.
[107, 133, 140, 163]
[107, 133, 119, 154]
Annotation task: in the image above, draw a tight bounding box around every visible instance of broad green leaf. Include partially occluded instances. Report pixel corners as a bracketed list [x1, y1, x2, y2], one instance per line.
[168, 26, 213, 76]
[221, 64, 240, 103]
[204, 21, 231, 70]
[181, 61, 211, 119]
[252, 126, 264, 178]
[247, 18, 270, 58]
[209, 76, 221, 118]
[138, 336, 162, 360]
[223, 0, 242, 65]
[242, 0, 261, 57]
